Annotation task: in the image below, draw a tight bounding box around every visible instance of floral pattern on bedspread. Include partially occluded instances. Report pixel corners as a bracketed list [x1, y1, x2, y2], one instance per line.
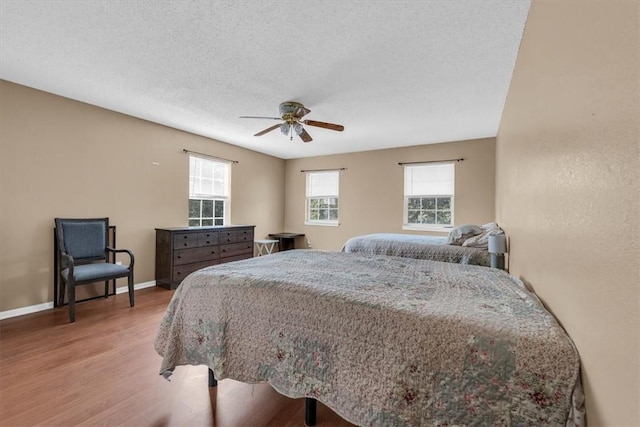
[155, 250, 584, 426]
[342, 233, 491, 266]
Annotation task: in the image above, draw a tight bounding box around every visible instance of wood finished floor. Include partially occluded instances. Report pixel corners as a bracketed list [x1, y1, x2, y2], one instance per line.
[0, 287, 355, 427]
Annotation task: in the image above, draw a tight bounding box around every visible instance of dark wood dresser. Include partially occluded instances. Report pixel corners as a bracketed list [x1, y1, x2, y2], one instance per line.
[155, 225, 255, 289]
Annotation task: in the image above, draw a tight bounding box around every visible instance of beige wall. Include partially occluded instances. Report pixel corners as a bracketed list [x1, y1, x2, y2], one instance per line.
[284, 138, 495, 250]
[0, 81, 495, 311]
[0, 80, 285, 312]
[496, 1, 639, 426]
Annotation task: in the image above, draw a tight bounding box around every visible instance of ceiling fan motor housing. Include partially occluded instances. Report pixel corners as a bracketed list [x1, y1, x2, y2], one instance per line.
[279, 101, 304, 116]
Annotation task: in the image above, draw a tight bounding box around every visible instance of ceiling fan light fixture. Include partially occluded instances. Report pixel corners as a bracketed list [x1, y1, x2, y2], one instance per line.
[279, 101, 304, 117]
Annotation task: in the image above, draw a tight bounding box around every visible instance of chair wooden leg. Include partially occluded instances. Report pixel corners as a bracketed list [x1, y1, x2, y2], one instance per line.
[104, 280, 109, 298]
[128, 273, 134, 307]
[59, 280, 66, 307]
[68, 283, 76, 323]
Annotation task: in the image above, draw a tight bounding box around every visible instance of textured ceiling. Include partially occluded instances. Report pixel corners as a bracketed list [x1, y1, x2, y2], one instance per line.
[0, 1, 530, 159]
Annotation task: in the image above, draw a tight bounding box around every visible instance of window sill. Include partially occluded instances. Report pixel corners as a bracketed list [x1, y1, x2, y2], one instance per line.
[402, 225, 452, 233]
[305, 221, 340, 227]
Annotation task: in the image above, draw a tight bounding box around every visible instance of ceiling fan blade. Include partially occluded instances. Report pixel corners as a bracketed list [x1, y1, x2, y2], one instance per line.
[254, 124, 281, 136]
[298, 128, 313, 143]
[302, 120, 344, 132]
[240, 116, 282, 120]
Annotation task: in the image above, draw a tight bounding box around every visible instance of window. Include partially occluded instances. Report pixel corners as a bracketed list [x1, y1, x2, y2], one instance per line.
[306, 171, 339, 226]
[404, 162, 454, 229]
[188, 155, 230, 226]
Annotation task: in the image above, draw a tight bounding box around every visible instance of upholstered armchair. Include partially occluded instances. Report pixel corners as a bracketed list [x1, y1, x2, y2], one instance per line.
[54, 218, 134, 322]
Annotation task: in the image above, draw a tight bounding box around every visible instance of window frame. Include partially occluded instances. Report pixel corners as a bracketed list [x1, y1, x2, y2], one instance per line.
[188, 155, 230, 227]
[305, 170, 340, 227]
[403, 162, 455, 231]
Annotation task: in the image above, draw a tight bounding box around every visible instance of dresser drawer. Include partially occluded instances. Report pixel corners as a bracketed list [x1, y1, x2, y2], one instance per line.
[173, 246, 219, 266]
[219, 230, 238, 244]
[220, 241, 253, 259]
[198, 231, 219, 246]
[221, 253, 253, 263]
[173, 232, 198, 249]
[236, 228, 254, 242]
[219, 229, 254, 245]
[172, 260, 219, 282]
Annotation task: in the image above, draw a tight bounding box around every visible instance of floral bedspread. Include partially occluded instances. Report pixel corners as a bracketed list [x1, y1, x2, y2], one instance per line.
[155, 250, 584, 426]
[342, 233, 491, 267]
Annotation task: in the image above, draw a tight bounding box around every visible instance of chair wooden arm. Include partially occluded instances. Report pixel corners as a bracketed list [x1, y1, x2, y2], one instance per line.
[106, 247, 135, 269]
[61, 252, 75, 272]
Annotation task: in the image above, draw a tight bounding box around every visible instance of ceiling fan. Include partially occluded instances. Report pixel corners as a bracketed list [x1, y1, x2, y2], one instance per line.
[240, 101, 344, 143]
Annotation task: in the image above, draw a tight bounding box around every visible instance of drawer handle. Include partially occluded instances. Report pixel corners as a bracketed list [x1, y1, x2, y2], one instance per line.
[183, 235, 188, 239]
[206, 241, 211, 244]
[184, 243, 188, 246]
[222, 249, 226, 252]
[177, 272, 181, 275]
[177, 255, 182, 259]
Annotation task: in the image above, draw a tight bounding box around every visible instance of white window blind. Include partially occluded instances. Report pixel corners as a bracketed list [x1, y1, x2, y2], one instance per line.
[189, 156, 230, 199]
[306, 171, 339, 197]
[404, 163, 454, 196]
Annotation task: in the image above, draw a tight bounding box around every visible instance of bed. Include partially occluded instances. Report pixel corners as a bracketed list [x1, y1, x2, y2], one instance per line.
[155, 250, 584, 426]
[342, 233, 492, 266]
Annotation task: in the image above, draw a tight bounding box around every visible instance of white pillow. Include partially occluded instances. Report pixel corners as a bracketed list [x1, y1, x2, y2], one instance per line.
[481, 222, 500, 231]
[463, 228, 505, 248]
[447, 224, 482, 245]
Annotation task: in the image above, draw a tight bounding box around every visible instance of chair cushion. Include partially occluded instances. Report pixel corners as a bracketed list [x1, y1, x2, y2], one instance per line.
[62, 263, 129, 282]
[61, 221, 106, 259]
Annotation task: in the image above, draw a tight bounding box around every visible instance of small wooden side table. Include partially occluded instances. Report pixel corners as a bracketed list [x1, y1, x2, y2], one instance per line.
[268, 232, 305, 251]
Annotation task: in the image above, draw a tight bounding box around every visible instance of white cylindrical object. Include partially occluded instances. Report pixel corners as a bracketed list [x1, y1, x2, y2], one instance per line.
[488, 234, 507, 254]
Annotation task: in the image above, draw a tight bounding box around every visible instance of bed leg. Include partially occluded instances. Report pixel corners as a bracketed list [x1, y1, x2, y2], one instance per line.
[208, 368, 217, 388]
[305, 398, 317, 426]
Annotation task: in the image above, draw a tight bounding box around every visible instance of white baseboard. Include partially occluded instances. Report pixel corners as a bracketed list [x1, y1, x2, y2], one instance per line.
[0, 280, 157, 320]
[117, 280, 157, 294]
[0, 301, 55, 320]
